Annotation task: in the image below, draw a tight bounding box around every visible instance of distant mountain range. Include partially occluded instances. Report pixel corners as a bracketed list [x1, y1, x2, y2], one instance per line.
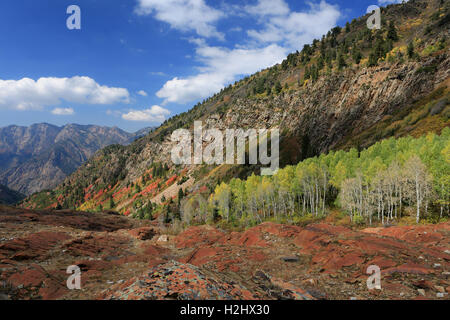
[0, 123, 153, 196]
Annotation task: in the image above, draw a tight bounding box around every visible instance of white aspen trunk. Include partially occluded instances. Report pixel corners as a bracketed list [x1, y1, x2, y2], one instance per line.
[415, 178, 421, 224]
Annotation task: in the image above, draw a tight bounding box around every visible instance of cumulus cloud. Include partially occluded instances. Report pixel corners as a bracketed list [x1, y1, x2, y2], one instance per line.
[122, 105, 171, 122]
[246, 0, 341, 49]
[0, 76, 130, 110]
[156, 44, 287, 104]
[154, 0, 341, 104]
[137, 90, 148, 96]
[134, 0, 225, 39]
[51, 107, 74, 115]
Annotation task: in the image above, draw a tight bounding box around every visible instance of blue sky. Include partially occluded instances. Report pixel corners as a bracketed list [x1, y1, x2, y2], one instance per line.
[0, 0, 403, 132]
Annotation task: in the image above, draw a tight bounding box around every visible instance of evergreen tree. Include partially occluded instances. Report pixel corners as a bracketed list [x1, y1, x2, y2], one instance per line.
[163, 206, 171, 224]
[407, 41, 415, 59]
[338, 53, 346, 70]
[177, 188, 184, 206]
[135, 184, 141, 193]
[138, 207, 145, 220]
[387, 21, 398, 42]
[304, 66, 311, 81]
[311, 65, 319, 81]
[368, 52, 378, 66]
[317, 56, 325, 70]
[352, 48, 362, 65]
[274, 81, 282, 94]
[145, 204, 152, 220]
[374, 37, 387, 60]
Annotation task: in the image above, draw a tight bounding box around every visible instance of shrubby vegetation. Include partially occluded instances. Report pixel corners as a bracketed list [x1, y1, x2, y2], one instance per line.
[190, 130, 450, 227]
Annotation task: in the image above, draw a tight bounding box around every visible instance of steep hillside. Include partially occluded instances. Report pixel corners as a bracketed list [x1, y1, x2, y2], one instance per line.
[0, 123, 146, 195]
[24, 0, 449, 220]
[0, 184, 24, 205]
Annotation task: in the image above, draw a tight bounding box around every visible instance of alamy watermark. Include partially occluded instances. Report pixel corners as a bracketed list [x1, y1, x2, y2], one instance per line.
[366, 265, 382, 290]
[66, 5, 81, 30]
[66, 265, 81, 290]
[367, 5, 381, 30]
[171, 121, 279, 176]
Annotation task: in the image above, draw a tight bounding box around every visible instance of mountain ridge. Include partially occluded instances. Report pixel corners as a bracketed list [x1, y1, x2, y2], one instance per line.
[0, 123, 153, 195]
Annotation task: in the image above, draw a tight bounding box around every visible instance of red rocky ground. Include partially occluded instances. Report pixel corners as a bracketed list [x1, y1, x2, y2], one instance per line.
[0, 204, 448, 300]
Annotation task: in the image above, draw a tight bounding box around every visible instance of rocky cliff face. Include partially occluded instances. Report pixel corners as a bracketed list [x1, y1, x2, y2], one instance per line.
[113, 56, 449, 183]
[0, 123, 144, 195]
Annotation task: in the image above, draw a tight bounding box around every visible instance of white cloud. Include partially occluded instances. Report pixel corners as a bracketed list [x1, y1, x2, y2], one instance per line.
[156, 44, 287, 104]
[154, 0, 341, 104]
[246, 0, 341, 49]
[106, 109, 122, 117]
[51, 107, 74, 116]
[187, 37, 207, 46]
[137, 90, 148, 96]
[0, 76, 130, 110]
[134, 0, 225, 39]
[378, 0, 407, 5]
[122, 105, 171, 122]
[150, 71, 167, 76]
[229, 27, 243, 32]
[245, 0, 290, 17]
[157, 73, 225, 105]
